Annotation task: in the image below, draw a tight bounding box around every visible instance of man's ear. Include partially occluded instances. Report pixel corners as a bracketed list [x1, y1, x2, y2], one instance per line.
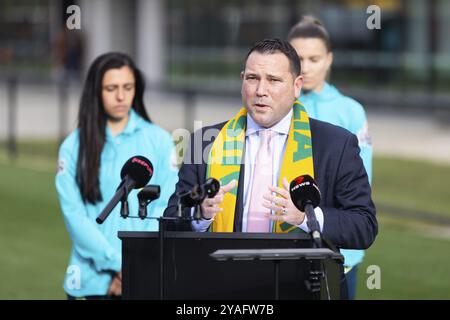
[294, 74, 303, 99]
[240, 71, 244, 80]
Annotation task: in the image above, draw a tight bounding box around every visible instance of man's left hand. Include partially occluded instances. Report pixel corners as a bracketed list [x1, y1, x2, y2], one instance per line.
[262, 177, 305, 226]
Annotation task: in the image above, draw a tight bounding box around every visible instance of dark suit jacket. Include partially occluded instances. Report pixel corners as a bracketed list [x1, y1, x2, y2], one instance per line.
[164, 118, 377, 250]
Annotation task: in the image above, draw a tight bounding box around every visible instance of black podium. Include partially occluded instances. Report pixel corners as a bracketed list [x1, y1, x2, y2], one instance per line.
[119, 231, 344, 300]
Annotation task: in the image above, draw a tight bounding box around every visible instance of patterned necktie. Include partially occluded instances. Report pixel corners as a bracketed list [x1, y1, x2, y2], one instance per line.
[247, 129, 275, 232]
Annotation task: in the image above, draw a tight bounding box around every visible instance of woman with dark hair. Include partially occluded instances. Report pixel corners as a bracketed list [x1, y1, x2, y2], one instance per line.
[55, 52, 178, 299]
[288, 16, 373, 300]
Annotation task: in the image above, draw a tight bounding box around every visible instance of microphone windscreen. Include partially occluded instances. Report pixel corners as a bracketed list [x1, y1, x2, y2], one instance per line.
[138, 185, 160, 201]
[204, 178, 220, 198]
[289, 175, 321, 211]
[120, 156, 154, 188]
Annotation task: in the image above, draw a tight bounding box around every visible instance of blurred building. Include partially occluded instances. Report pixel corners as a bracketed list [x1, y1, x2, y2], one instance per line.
[0, 0, 449, 97]
[1, 0, 450, 161]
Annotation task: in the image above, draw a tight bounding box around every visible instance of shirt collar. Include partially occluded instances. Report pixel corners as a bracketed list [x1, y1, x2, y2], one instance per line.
[106, 108, 141, 139]
[246, 109, 293, 137]
[122, 108, 140, 135]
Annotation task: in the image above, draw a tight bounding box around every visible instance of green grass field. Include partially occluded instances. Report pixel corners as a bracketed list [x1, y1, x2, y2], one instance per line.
[0, 145, 449, 299]
[0, 158, 69, 299]
[357, 215, 450, 299]
[373, 157, 450, 218]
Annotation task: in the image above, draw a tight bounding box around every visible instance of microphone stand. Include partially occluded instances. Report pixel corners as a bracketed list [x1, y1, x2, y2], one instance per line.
[304, 200, 322, 248]
[120, 182, 131, 218]
[194, 204, 203, 222]
[303, 200, 326, 300]
[158, 216, 165, 300]
[96, 178, 134, 224]
[156, 189, 205, 300]
[156, 182, 217, 299]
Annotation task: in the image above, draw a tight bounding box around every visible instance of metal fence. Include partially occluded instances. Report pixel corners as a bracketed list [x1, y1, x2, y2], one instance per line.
[2, 74, 450, 161]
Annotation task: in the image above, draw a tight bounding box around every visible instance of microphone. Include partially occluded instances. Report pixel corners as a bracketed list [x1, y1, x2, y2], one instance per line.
[193, 178, 220, 220]
[137, 185, 160, 219]
[289, 175, 322, 247]
[202, 178, 221, 198]
[96, 156, 154, 224]
[177, 178, 221, 219]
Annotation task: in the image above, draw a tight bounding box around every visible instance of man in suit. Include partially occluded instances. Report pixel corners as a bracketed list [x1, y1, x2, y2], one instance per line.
[164, 38, 377, 252]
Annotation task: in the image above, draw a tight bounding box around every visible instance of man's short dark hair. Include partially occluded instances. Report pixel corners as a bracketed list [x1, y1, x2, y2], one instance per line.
[244, 38, 301, 77]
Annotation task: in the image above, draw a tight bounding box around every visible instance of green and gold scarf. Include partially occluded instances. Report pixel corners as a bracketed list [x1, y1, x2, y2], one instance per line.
[207, 101, 314, 233]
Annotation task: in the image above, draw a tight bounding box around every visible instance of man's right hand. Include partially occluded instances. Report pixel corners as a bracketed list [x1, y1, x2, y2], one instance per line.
[200, 179, 237, 220]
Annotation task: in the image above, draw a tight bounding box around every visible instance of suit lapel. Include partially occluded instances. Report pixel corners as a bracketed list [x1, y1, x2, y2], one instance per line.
[234, 162, 245, 232]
